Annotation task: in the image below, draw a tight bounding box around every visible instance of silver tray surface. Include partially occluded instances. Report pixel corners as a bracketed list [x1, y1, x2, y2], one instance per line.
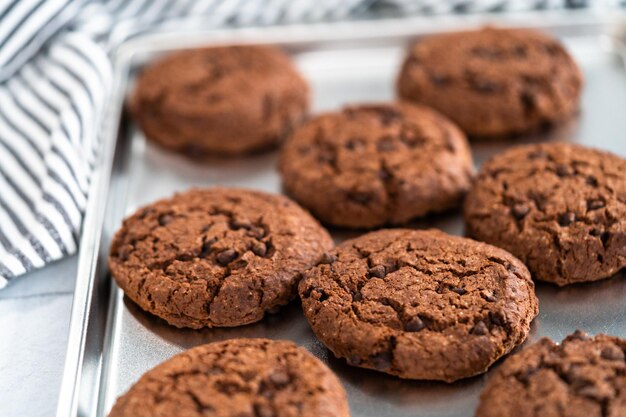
[57, 10, 626, 417]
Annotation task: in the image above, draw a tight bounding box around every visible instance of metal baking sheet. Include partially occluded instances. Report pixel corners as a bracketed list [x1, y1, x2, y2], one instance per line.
[57, 10, 626, 417]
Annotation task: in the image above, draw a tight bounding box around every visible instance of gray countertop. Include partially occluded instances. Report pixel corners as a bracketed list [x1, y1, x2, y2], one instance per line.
[0, 257, 77, 417]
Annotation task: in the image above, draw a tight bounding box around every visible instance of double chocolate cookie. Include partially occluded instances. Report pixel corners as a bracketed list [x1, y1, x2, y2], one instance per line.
[108, 338, 351, 417]
[279, 103, 474, 229]
[109, 188, 333, 328]
[299, 229, 538, 382]
[131, 45, 309, 155]
[475, 331, 626, 417]
[397, 27, 582, 138]
[464, 143, 626, 286]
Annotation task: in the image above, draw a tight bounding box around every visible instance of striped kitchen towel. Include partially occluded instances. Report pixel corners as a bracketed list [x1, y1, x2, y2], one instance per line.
[0, 0, 622, 288]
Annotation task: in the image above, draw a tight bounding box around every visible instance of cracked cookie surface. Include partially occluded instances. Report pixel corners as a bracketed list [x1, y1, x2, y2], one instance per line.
[109, 188, 333, 329]
[131, 45, 309, 155]
[475, 331, 626, 417]
[279, 103, 474, 228]
[298, 229, 538, 382]
[108, 338, 351, 417]
[397, 27, 582, 138]
[464, 143, 626, 286]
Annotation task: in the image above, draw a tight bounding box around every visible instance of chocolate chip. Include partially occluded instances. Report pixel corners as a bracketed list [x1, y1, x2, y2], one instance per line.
[520, 91, 536, 115]
[586, 175, 599, 187]
[317, 153, 336, 165]
[471, 46, 503, 59]
[587, 199, 605, 210]
[216, 249, 238, 265]
[206, 93, 222, 103]
[511, 203, 530, 220]
[231, 219, 251, 230]
[319, 252, 336, 264]
[600, 231, 610, 247]
[468, 75, 501, 93]
[528, 150, 548, 160]
[200, 237, 217, 258]
[600, 345, 625, 361]
[138, 208, 153, 219]
[254, 403, 275, 417]
[555, 164, 573, 177]
[248, 227, 266, 239]
[451, 286, 467, 295]
[370, 350, 393, 371]
[251, 242, 267, 257]
[558, 212, 576, 226]
[543, 43, 561, 56]
[210, 64, 224, 79]
[345, 137, 363, 150]
[215, 380, 243, 395]
[353, 292, 363, 301]
[404, 316, 425, 332]
[568, 330, 590, 341]
[353, 105, 401, 125]
[578, 385, 605, 401]
[344, 108, 359, 119]
[368, 265, 386, 279]
[507, 263, 524, 277]
[257, 381, 273, 398]
[377, 108, 402, 126]
[590, 228, 602, 237]
[513, 45, 527, 57]
[158, 213, 173, 226]
[389, 262, 402, 274]
[176, 252, 196, 262]
[528, 151, 548, 160]
[481, 290, 497, 302]
[311, 288, 329, 302]
[489, 312, 504, 327]
[474, 80, 500, 93]
[516, 367, 538, 384]
[400, 127, 423, 148]
[269, 371, 290, 387]
[377, 138, 396, 152]
[429, 72, 451, 85]
[263, 241, 276, 258]
[348, 191, 372, 205]
[471, 321, 489, 336]
[378, 168, 391, 181]
[231, 258, 248, 269]
[528, 192, 549, 212]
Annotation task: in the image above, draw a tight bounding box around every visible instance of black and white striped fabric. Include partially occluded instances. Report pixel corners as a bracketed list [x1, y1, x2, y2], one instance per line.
[0, 0, 620, 288]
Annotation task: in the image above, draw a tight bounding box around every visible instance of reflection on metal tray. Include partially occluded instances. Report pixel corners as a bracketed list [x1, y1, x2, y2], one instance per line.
[57, 10, 626, 417]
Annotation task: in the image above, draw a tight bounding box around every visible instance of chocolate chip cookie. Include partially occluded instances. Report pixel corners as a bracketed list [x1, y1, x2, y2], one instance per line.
[299, 229, 538, 382]
[131, 45, 309, 155]
[108, 338, 351, 417]
[464, 143, 626, 286]
[279, 103, 474, 229]
[475, 331, 626, 417]
[109, 188, 333, 328]
[397, 27, 582, 138]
